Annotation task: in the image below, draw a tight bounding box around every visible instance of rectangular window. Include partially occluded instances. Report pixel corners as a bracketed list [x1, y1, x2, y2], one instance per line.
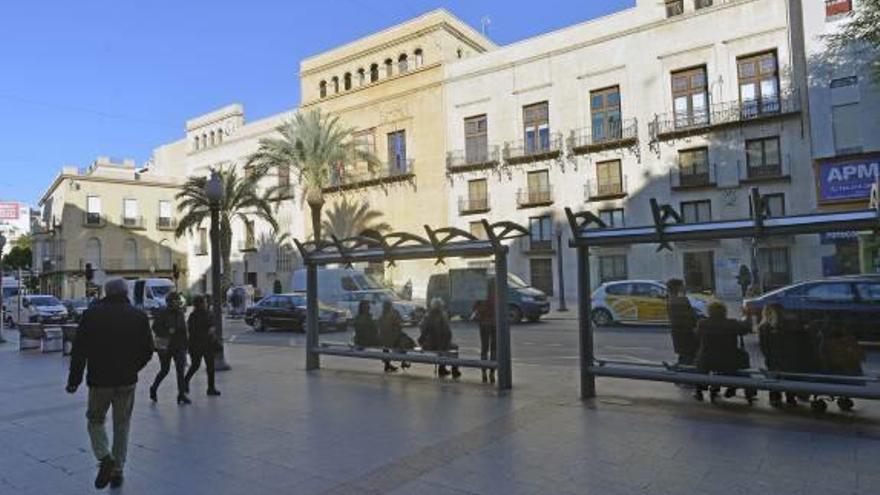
[529, 215, 553, 251]
[759, 247, 791, 291]
[695, 0, 713, 9]
[526, 170, 551, 204]
[672, 66, 708, 128]
[599, 208, 625, 228]
[738, 51, 779, 117]
[523, 102, 550, 154]
[832, 103, 862, 154]
[197, 228, 208, 255]
[86, 196, 101, 225]
[596, 160, 623, 197]
[751, 193, 785, 218]
[590, 86, 621, 142]
[678, 147, 710, 186]
[464, 115, 489, 164]
[276, 246, 293, 272]
[245, 220, 255, 249]
[599, 255, 628, 283]
[530, 258, 554, 296]
[467, 179, 488, 211]
[826, 0, 852, 17]
[158, 200, 172, 228]
[469, 221, 487, 239]
[683, 251, 716, 292]
[666, 0, 684, 17]
[123, 199, 139, 227]
[387, 130, 407, 173]
[681, 200, 712, 223]
[745, 137, 781, 178]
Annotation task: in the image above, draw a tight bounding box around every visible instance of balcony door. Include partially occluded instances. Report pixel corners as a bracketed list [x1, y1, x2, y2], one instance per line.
[672, 67, 708, 128]
[464, 115, 488, 164]
[387, 130, 407, 173]
[590, 86, 621, 142]
[523, 102, 549, 154]
[738, 51, 779, 117]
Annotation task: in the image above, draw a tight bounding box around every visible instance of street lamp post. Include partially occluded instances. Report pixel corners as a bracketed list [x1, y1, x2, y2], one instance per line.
[205, 171, 230, 371]
[0, 233, 7, 343]
[556, 231, 568, 312]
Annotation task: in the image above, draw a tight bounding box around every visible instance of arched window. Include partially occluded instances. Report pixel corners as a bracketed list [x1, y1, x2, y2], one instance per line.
[457, 48, 463, 59]
[85, 238, 102, 268]
[414, 48, 423, 68]
[202, 133, 208, 148]
[332, 76, 339, 93]
[357, 68, 366, 86]
[384, 59, 393, 78]
[319, 80, 327, 98]
[370, 64, 379, 83]
[344, 72, 352, 90]
[123, 238, 137, 270]
[210, 131, 215, 146]
[216, 129, 222, 144]
[398, 53, 409, 73]
[194, 136, 200, 151]
[159, 240, 173, 271]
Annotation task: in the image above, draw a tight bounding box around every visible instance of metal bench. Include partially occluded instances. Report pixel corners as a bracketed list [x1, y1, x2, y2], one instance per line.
[317, 342, 497, 370]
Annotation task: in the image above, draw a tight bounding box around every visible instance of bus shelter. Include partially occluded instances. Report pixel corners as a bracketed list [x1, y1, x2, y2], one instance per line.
[565, 187, 880, 402]
[294, 220, 529, 390]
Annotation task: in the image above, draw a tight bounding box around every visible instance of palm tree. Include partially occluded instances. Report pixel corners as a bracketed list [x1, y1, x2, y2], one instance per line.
[321, 198, 392, 240]
[174, 166, 278, 289]
[246, 108, 381, 242]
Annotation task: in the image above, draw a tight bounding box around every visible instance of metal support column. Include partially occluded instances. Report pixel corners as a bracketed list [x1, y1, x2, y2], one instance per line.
[577, 246, 595, 399]
[305, 263, 320, 370]
[494, 249, 512, 390]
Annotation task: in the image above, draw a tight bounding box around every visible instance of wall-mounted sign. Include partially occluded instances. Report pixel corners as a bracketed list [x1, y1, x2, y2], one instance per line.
[817, 156, 880, 202]
[0, 202, 20, 220]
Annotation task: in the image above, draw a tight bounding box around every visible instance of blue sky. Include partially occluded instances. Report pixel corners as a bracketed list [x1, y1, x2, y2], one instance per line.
[0, 0, 633, 206]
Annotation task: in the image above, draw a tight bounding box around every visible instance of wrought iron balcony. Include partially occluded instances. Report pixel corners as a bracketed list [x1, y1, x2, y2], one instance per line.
[156, 217, 177, 230]
[324, 159, 415, 193]
[666, 0, 684, 17]
[458, 195, 490, 215]
[82, 212, 105, 228]
[670, 162, 717, 190]
[739, 159, 790, 183]
[585, 176, 628, 202]
[99, 258, 178, 272]
[650, 89, 801, 141]
[238, 239, 257, 252]
[194, 244, 209, 256]
[121, 216, 145, 229]
[504, 133, 563, 165]
[695, 0, 714, 10]
[568, 119, 638, 155]
[446, 146, 500, 173]
[516, 187, 553, 208]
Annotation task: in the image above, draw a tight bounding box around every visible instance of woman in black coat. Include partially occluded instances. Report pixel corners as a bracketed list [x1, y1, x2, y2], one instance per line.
[694, 301, 752, 402]
[149, 293, 190, 404]
[184, 295, 220, 397]
[666, 278, 698, 366]
[419, 298, 460, 378]
[472, 280, 497, 384]
[352, 300, 379, 348]
[758, 303, 811, 407]
[378, 300, 413, 372]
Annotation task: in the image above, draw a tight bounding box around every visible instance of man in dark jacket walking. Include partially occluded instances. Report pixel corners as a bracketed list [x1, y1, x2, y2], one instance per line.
[66, 278, 154, 489]
[666, 279, 698, 365]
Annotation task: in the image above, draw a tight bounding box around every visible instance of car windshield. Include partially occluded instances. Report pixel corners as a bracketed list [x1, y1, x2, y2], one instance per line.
[151, 285, 173, 298]
[290, 295, 306, 307]
[30, 296, 62, 307]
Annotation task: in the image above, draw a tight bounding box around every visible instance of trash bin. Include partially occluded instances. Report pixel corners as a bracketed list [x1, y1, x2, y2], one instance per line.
[42, 327, 63, 353]
[62, 325, 78, 356]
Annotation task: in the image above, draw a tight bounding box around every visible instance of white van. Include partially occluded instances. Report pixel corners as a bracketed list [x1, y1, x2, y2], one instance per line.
[127, 278, 176, 314]
[9, 294, 69, 326]
[291, 268, 425, 325]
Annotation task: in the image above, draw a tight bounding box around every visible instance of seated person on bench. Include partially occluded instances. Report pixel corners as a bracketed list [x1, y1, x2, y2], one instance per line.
[352, 300, 379, 349]
[419, 298, 460, 379]
[693, 302, 752, 402]
[378, 300, 414, 373]
[758, 303, 816, 407]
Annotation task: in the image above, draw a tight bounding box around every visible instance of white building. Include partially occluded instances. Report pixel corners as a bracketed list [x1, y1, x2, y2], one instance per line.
[443, 0, 818, 303]
[0, 201, 31, 256]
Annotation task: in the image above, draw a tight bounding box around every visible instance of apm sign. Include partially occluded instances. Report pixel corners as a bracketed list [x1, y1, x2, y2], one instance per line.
[817, 157, 880, 202]
[0, 202, 20, 220]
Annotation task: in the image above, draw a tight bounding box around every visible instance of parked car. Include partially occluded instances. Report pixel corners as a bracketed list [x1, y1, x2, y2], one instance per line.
[9, 295, 70, 326]
[590, 280, 717, 326]
[742, 276, 880, 340]
[127, 278, 176, 315]
[337, 289, 425, 326]
[244, 293, 351, 333]
[63, 298, 92, 323]
[426, 269, 550, 323]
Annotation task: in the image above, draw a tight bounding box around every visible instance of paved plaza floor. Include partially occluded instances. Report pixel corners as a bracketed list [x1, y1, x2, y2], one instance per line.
[2, 326, 880, 495]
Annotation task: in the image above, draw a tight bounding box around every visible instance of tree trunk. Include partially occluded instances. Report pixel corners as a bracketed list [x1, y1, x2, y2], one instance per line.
[309, 200, 324, 242]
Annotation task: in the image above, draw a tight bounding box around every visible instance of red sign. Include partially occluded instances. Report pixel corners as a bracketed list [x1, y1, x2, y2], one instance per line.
[0, 202, 20, 220]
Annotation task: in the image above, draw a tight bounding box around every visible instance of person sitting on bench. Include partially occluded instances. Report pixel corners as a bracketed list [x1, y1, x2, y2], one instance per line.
[758, 303, 813, 407]
[694, 302, 752, 402]
[378, 300, 414, 372]
[419, 298, 460, 379]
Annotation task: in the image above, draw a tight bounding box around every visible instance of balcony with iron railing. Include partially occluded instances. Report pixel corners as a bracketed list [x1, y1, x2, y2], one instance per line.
[504, 133, 563, 165]
[121, 216, 145, 229]
[585, 176, 628, 202]
[523, 237, 554, 253]
[82, 212, 106, 228]
[650, 89, 801, 141]
[194, 243, 209, 256]
[458, 195, 490, 215]
[238, 238, 257, 252]
[739, 158, 791, 184]
[446, 146, 500, 173]
[97, 258, 178, 272]
[323, 159, 415, 193]
[516, 187, 553, 208]
[670, 162, 718, 190]
[568, 119, 638, 155]
[156, 217, 178, 231]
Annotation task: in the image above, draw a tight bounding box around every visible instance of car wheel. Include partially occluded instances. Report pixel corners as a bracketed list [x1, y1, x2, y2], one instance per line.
[508, 305, 523, 324]
[253, 317, 265, 332]
[526, 315, 541, 323]
[591, 308, 614, 327]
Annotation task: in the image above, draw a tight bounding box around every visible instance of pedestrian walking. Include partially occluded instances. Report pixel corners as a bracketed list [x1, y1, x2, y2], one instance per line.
[378, 300, 415, 372]
[736, 265, 752, 298]
[65, 278, 154, 489]
[472, 280, 497, 384]
[184, 295, 221, 397]
[419, 298, 460, 378]
[666, 278, 698, 366]
[149, 292, 191, 405]
[693, 301, 753, 402]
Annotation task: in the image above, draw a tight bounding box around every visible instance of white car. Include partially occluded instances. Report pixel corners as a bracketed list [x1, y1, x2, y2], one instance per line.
[590, 280, 716, 326]
[10, 295, 70, 326]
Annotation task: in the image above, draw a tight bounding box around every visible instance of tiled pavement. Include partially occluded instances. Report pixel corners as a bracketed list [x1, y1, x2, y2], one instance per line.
[1, 329, 879, 495]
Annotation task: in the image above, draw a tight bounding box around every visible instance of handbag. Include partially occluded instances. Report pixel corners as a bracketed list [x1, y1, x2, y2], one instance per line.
[735, 335, 751, 369]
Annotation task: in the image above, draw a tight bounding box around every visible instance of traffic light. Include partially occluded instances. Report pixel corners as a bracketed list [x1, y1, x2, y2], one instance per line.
[85, 263, 94, 282]
[172, 263, 180, 281]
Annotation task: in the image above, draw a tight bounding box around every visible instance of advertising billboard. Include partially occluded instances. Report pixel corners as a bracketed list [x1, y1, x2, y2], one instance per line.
[817, 156, 880, 203]
[0, 202, 20, 221]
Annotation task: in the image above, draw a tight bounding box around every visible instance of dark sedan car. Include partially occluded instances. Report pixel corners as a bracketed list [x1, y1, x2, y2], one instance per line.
[742, 276, 880, 340]
[244, 293, 350, 333]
